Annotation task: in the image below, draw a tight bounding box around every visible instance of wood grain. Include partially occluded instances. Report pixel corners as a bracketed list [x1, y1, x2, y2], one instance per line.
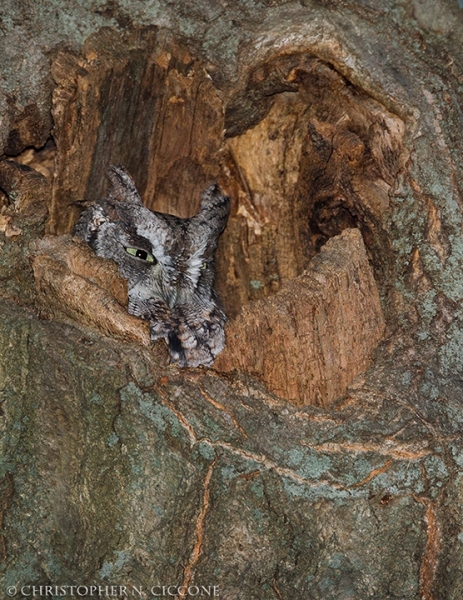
[215, 228, 385, 407]
[49, 28, 224, 234]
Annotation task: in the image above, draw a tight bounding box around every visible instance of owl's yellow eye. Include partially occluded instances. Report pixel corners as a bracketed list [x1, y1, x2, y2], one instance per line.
[125, 247, 156, 263]
[201, 262, 208, 270]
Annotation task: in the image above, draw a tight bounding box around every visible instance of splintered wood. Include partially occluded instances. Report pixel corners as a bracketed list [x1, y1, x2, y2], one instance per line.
[215, 228, 385, 407]
[49, 28, 224, 234]
[41, 31, 392, 407]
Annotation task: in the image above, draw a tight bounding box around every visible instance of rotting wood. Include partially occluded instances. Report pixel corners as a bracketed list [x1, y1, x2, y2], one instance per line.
[28, 28, 402, 408]
[0, 159, 49, 219]
[215, 56, 405, 318]
[47, 29, 405, 327]
[49, 27, 224, 235]
[215, 228, 385, 407]
[28, 227, 384, 408]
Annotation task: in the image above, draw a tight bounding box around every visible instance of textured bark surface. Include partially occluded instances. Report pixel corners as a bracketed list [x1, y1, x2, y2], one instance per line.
[30, 235, 154, 348]
[0, 0, 463, 599]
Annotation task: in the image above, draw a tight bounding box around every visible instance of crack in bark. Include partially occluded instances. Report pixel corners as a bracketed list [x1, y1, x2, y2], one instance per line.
[294, 411, 343, 424]
[156, 386, 198, 447]
[196, 385, 249, 438]
[301, 440, 432, 461]
[214, 441, 347, 490]
[272, 576, 283, 600]
[350, 459, 393, 489]
[145, 389, 432, 494]
[414, 496, 441, 600]
[177, 458, 217, 599]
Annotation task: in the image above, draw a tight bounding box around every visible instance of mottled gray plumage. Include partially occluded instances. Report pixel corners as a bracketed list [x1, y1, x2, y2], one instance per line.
[74, 165, 230, 367]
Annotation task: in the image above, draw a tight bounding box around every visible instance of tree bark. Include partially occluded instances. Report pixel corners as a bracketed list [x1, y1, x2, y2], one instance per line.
[0, 1, 463, 598]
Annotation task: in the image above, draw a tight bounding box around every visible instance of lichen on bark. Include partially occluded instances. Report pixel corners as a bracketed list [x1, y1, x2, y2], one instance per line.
[1, 1, 463, 598]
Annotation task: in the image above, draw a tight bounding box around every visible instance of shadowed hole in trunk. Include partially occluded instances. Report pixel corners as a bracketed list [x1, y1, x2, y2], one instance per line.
[2, 29, 406, 406]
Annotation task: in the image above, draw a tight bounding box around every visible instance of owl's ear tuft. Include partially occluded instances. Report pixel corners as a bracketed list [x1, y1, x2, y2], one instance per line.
[198, 184, 230, 237]
[200, 183, 228, 210]
[106, 165, 144, 206]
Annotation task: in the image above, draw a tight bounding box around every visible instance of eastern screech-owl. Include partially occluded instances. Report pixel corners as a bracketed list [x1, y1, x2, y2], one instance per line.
[74, 165, 230, 367]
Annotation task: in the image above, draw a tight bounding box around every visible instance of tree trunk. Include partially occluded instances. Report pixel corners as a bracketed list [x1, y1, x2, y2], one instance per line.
[0, 1, 463, 598]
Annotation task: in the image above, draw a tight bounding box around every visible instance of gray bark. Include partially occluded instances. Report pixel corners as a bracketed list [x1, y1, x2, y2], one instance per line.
[1, 1, 463, 598]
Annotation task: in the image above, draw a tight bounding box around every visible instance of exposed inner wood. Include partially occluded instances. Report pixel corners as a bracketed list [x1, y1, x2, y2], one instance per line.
[2, 28, 404, 406]
[13, 138, 56, 181]
[215, 228, 385, 407]
[216, 56, 405, 318]
[48, 28, 223, 234]
[0, 159, 50, 218]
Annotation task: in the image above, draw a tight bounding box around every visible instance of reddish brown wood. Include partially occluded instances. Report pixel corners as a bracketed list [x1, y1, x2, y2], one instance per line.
[49, 28, 224, 234]
[25, 30, 399, 406]
[215, 229, 385, 407]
